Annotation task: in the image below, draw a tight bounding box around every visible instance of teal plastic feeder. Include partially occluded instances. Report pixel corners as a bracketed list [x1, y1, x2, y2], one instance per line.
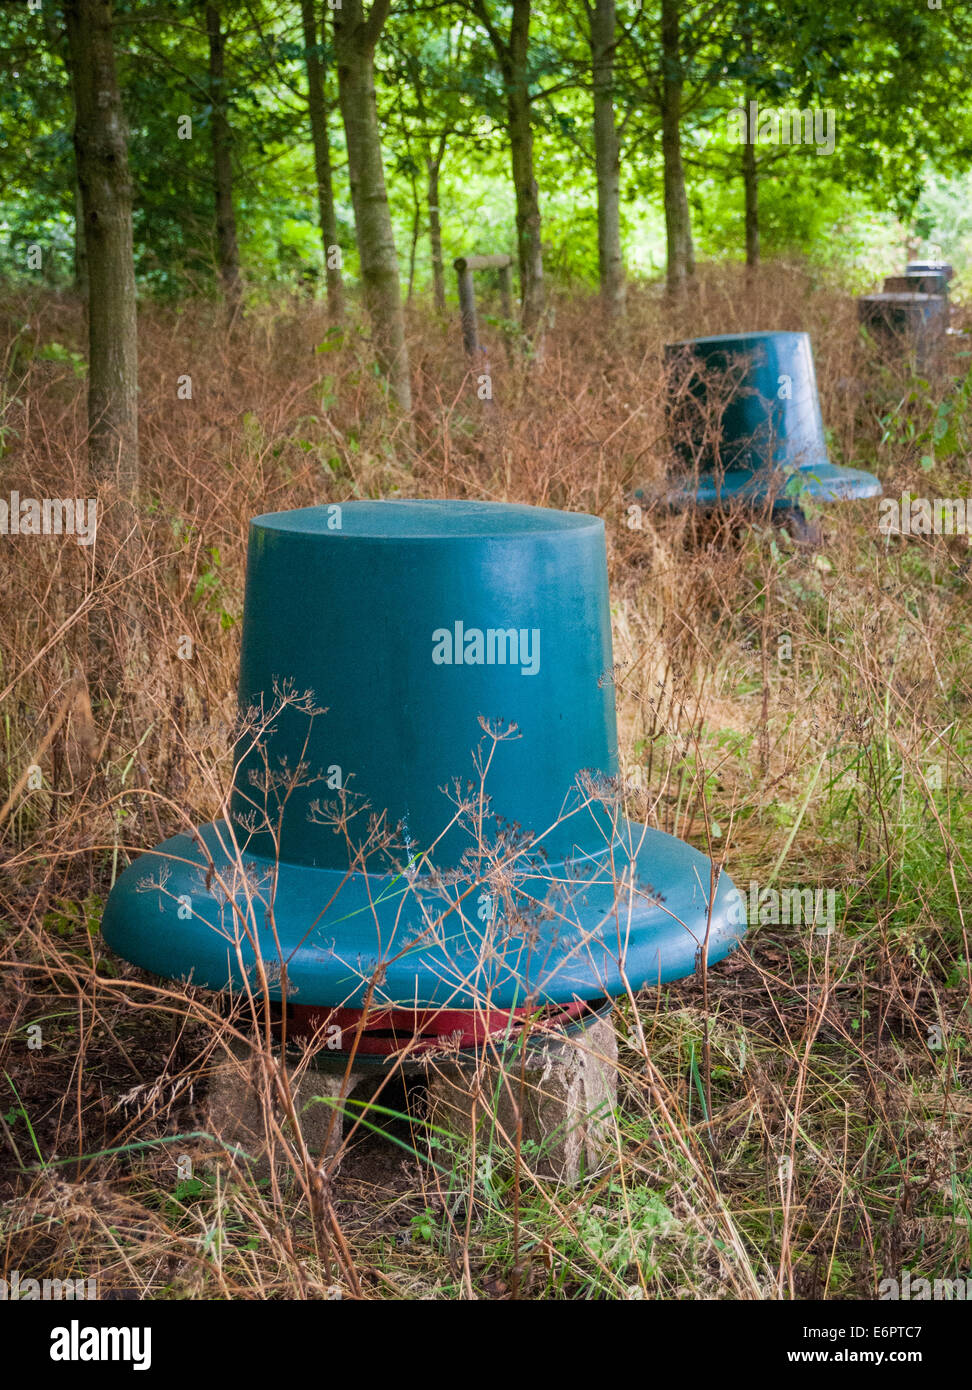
[893, 271, 950, 297]
[101, 501, 744, 1010]
[858, 292, 948, 362]
[656, 332, 880, 514]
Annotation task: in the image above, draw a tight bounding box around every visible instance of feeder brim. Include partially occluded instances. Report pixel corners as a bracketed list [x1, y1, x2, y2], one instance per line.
[906, 262, 954, 280]
[100, 819, 745, 1009]
[658, 460, 882, 512]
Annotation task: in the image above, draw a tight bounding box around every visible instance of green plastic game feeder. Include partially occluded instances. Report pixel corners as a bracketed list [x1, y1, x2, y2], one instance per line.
[652, 331, 881, 515]
[101, 501, 745, 1010]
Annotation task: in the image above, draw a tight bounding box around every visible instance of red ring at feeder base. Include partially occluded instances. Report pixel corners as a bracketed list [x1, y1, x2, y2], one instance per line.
[288, 1001, 594, 1056]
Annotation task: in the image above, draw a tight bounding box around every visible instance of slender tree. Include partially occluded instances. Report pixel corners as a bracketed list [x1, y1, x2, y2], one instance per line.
[425, 132, 448, 313]
[384, 15, 476, 316]
[659, 0, 694, 291]
[472, 0, 544, 339]
[741, 24, 758, 268]
[587, 0, 625, 318]
[334, 0, 411, 411]
[301, 0, 344, 317]
[384, 22, 463, 316]
[63, 0, 138, 492]
[206, 2, 242, 317]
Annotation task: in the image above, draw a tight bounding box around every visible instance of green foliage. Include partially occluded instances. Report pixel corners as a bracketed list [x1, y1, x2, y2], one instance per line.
[191, 546, 238, 630]
[2, 0, 971, 298]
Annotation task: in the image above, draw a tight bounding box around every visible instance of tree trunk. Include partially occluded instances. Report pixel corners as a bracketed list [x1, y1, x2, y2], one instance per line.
[660, 0, 694, 293]
[742, 122, 759, 268]
[73, 178, 89, 295]
[334, 0, 411, 412]
[206, 3, 241, 318]
[590, 0, 625, 319]
[300, 0, 344, 317]
[42, 9, 90, 297]
[406, 190, 420, 306]
[426, 139, 447, 315]
[506, 0, 544, 338]
[63, 0, 138, 493]
[742, 28, 758, 269]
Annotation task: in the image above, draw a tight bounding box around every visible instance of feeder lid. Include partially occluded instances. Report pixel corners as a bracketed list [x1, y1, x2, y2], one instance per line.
[885, 273, 949, 295]
[857, 294, 948, 330]
[251, 497, 600, 539]
[906, 261, 954, 280]
[859, 291, 945, 304]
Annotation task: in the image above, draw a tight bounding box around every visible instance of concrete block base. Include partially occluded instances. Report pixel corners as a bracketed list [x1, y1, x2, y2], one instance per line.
[425, 1015, 618, 1184]
[204, 1040, 375, 1176]
[203, 1015, 618, 1186]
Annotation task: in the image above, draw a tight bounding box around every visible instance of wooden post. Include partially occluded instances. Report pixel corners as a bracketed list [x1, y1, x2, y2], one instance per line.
[498, 261, 513, 319]
[454, 258, 479, 355]
[454, 254, 514, 355]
